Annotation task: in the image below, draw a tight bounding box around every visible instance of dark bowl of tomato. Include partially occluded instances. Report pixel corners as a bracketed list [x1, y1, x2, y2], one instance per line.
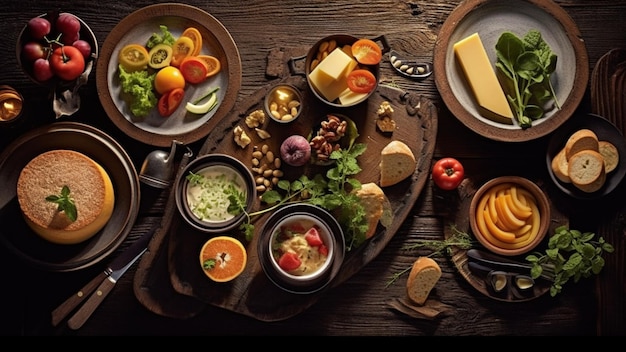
[302, 34, 389, 108]
[257, 203, 346, 294]
[16, 11, 98, 88]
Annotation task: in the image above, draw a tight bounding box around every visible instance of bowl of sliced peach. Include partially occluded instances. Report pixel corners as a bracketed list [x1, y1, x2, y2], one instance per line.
[469, 176, 550, 256]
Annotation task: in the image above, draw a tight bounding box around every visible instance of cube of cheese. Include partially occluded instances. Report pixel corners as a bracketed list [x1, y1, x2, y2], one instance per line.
[316, 48, 356, 80]
[453, 33, 514, 124]
[309, 67, 349, 102]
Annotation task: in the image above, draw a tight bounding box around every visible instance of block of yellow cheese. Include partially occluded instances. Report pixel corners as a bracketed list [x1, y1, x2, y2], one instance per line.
[317, 47, 357, 80]
[308, 48, 358, 102]
[453, 33, 514, 124]
[338, 87, 368, 106]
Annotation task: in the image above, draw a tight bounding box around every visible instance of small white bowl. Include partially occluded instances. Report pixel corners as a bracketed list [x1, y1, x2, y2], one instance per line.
[257, 203, 345, 294]
[175, 154, 256, 234]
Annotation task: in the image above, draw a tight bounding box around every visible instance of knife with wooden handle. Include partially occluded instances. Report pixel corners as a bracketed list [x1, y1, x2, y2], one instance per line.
[51, 224, 158, 329]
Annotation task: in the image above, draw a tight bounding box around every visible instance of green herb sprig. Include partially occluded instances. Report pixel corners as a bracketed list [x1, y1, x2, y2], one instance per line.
[45, 185, 77, 222]
[385, 225, 475, 287]
[495, 29, 559, 128]
[526, 225, 614, 297]
[227, 143, 368, 250]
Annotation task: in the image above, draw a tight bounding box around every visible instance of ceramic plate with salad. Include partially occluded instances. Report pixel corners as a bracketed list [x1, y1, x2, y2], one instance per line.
[96, 3, 242, 147]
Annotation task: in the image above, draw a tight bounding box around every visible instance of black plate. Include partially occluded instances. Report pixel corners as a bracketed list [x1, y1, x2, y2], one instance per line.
[0, 122, 140, 272]
[546, 113, 626, 199]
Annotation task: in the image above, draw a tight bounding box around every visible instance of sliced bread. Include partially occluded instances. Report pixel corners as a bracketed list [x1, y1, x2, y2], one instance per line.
[568, 149, 606, 193]
[564, 128, 599, 160]
[379, 140, 416, 187]
[599, 140, 619, 173]
[406, 256, 442, 305]
[353, 182, 385, 239]
[16, 150, 115, 244]
[551, 147, 571, 183]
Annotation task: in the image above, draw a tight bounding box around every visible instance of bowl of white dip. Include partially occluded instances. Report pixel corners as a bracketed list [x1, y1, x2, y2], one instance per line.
[175, 154, 256, 234]
[257, 203, 345, 294]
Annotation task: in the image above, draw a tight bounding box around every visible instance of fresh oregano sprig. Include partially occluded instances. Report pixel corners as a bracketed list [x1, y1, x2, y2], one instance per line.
[385, 224, 475, 287]
[45, 185, 77, 222]
[526, 225, 614, 297]
[227, 143, 368, 249]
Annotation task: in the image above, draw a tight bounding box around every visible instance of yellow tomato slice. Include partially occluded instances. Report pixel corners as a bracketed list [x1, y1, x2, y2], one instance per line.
[196, 55, 221, 78]
[170, 36, 195, 67]
[181, 27, 203, 56]
[118, 44, 149, 72]
[147, 43, 173, 69]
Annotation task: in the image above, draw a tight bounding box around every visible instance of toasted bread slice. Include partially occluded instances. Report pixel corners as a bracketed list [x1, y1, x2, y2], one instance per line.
[353, 183, 385, 239]
[16, 150, 115, 244]
[599, 140, 619, 173]
[568, 149, 606, 193]
[565, 129, 599, 160]
[551, 147, 571, 183]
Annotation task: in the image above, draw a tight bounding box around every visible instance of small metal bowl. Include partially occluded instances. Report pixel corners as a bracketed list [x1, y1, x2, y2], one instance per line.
[16, 11, 98, 87]
[264, 84, 303, 124]
[257, 203, 345, 294]
[175, 154, 256, 234]
[469, 176, 550, 256]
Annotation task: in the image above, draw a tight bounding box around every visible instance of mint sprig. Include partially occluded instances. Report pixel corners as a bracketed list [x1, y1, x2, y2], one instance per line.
[45, 185, 77, 222]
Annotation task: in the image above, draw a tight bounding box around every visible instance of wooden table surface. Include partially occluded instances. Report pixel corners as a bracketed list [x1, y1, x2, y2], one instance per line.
[1, 0, 625, 336]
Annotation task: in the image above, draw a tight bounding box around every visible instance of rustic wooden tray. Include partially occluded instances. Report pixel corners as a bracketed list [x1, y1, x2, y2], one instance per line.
[134, 73, 437, 321]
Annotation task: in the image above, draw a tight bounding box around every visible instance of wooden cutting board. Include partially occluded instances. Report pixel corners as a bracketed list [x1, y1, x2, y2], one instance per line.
[133, 72, 438, 321]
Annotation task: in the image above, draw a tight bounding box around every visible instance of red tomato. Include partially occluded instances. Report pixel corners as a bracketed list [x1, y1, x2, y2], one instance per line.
[179, 56, 208, 84]
[346, 69, 376, 94]
[318, 244, 328, 257]
[49, 45, 85, 81]
[304, 227, 324, 246]
[157, 87, 185, 117]
[431, 157, 465, 190]
[278, 252, 301, 271]
[351, 38, 382, 65]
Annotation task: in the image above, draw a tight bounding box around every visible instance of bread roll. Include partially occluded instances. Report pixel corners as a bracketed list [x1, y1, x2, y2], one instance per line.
[565, 129, 599, 160]
[551, 148, 571, 183]
[599, 140, 619, 173]
[379, 140, 416, 187]
[353, 182, 385, 239]
[16, 150, 115, 244]
[568, 149, 606, 193]
[406, 256, 442, 305]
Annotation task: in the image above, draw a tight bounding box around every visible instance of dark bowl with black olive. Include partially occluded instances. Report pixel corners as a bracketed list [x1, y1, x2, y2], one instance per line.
[175, 154, 256, 234]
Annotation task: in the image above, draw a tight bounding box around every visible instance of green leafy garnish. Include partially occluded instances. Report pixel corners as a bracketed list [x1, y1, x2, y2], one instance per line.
[526, 225, 614, 297]
[495, 29, 559, 128]
[203, 259, 216, 270]
[45, 185, 77, 222]
[386, 225, 475, 287]
[145, 25, 176, 49]
[228, 143, 368, 250]
[118, 65, 157, 117]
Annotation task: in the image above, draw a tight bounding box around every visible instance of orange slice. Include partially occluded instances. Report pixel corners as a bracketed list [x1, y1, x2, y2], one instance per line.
[199, 236, 247, 282]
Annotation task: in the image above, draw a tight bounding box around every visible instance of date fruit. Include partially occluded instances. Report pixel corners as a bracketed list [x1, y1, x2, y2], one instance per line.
[280, 135, 311, 167]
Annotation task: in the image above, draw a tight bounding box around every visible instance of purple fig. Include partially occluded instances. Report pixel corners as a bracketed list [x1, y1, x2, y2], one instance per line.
[280, 135, 311, 167]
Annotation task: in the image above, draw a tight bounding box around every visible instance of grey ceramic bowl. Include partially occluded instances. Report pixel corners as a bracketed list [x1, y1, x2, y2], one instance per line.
[175, 154, 256, 234]
[257, 203, 345, 294]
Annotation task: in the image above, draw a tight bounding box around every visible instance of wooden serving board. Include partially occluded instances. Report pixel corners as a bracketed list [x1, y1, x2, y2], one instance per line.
[135, 73, 438, 321]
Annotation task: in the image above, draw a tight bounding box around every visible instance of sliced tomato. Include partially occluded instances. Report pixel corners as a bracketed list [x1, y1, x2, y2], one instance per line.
[196, 55, 221, 78]
[278, 252, 301, 271]
[147, 43, 173, 69]
[157, 87, 185, 117]
[318, 244, 328, 257]
[180, 56, 208, 84]
[170, 36, 195, 67]
[304, 227, 324, 246]
[181, 27, 203, 56]
[351, 38, 382, 65]
[346, 69, 377, 94]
